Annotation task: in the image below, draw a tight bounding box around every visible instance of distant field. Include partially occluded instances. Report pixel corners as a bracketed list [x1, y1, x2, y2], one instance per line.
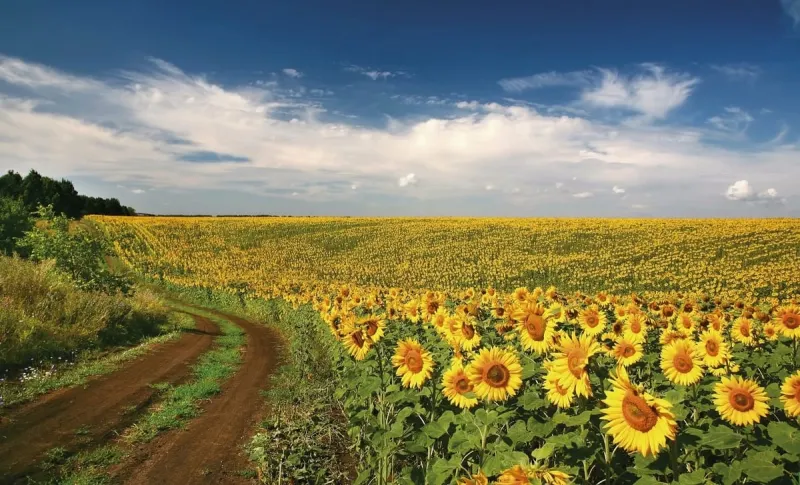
[92, 216, 800, 301]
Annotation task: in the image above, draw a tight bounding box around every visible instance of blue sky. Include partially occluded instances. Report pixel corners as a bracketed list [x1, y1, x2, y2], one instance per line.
[1, 0, 799, 216]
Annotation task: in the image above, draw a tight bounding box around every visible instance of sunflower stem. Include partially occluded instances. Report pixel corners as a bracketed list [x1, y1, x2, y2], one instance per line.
[669, 437, 680, 481]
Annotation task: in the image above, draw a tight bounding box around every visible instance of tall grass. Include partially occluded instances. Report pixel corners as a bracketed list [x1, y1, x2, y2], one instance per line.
[0, 256, 169, 371]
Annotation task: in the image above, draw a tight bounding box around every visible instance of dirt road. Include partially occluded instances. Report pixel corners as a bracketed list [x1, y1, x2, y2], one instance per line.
[0, 314, 218, 483]
[117, 309, 281, 485]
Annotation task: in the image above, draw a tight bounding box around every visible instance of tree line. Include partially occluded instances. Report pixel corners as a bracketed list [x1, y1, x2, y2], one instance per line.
[0, 170, 136, 218]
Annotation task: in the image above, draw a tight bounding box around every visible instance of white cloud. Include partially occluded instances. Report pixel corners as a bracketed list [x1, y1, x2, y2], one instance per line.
[0, 55, 796, 215]
[131, 188, 145, 194]
[398, 173, 417, 187]
[782, 0, 800, 26]
[725, 180, 755, 200]
[707, 107, 753, 133]
[612, 185, 625, 194]
[345, 65, 406, 81]
[710, 63, 761, 81]
[581, 64, 698, 119]
[485, 184, 494, 191]
[573, 192, 594, 198]
[498, 70, 592, 92]
[282, 68, 303, 78]
[759, 188, 779, 199]
[555, 182, 564, 189]
[351, 184, 358, 190]
[455, 101, 480, 110]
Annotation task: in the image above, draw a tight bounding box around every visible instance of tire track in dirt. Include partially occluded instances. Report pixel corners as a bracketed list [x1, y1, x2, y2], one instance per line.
[118, 309, 281, 485]
[0, 314, 218, 484]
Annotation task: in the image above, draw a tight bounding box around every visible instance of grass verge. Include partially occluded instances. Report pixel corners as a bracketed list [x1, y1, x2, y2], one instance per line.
[0, 312, 195, 410]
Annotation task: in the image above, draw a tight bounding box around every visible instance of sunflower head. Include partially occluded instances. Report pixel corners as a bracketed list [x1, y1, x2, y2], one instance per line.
[466, 347, 523, 402]
[391, 339, 434, 389]
[713, 376, 769, 426]
[660, 339, 704, 386]
[781, 371, 800, 418]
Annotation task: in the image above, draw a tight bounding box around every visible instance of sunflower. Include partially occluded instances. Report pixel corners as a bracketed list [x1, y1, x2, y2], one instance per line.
[513, 287, 529, 302]
[713, 376, 769, 426]
[601, 368, 677, 456]
[430, 307, 448, 330]
[706, 312, 727, 332]
[359, 314, 386, 343]
[675, 313, 697, 334]
[659, 329, 689, 346]
[442, 360, 479, 409]
[710, 362, 740, 377]
[496, 465, 530, 485]
[762, 322, 779, 342]
[775, 305, 800, 339]
[391, 339, 434, 389]
[466, 347, 523, 401]
[422, 296, 444, 322]
[578, 305, 607, 337]
[731, 317, 756, 346]
[548, 333, 600, 398]
[661, 340, 704, 386]
[403, 299, 422, 323]
[513, 302, 555, 354]
[781, 371, 800, 417]
[624, 313, 648, 343]
[342, 329, 371, 360]
[456, 471, 488, 485]
[459, 320, 482, 352]
[697, 330, 729, 368]
[496, 465, 570, 485]
[612, 338, 644, 367]
[544, 374, 574, 408]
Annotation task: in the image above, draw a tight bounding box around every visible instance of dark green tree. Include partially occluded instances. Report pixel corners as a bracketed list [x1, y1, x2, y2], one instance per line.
[0, 196, 33, 255]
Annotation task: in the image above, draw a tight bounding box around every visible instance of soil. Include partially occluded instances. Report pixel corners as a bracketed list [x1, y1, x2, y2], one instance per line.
[116, 309, 282, 485]
[0, 314, 219, 484]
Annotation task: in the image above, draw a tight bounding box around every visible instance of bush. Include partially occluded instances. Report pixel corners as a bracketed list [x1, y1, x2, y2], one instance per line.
[0, 196, 33, 255]
[0, 256, 167, 371]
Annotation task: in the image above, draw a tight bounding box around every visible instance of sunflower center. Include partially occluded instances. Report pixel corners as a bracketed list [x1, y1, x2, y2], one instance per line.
[405, 350, 423, 372]
[462, 324, 476, 339]
[673, 353, 693, 373]
[630, 320, 642, 333]
[525, 314, 546, 341]
[663, 307, 674, 318]
[681, 318, 692, 329]
[455, 376, 473, 394]
[765, 326, 775, 336]
[740, 323, 751, 337]
[785, 314, 800, 330]
[705, 340, 719, 356]
[621, 344, 635, 358]
[794, 385, 800, 402]
[352, 331, 365, 348]
[366, 321, 378, 336]
[613, 322, 623, 334]
[729, 389, 755, 412]
[567, 350, 587, 379]
[621, 392, 659, 432]
[484, 364, 510, 388]
[427, 301, 439, 314]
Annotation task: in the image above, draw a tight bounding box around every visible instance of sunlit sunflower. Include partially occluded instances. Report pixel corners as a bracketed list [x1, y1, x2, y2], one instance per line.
[661, 340, 704, 386]
[548, 333, 600, 398]
[342, 328, 371, 360]
[781, 371, 800, 418]
[697, 330, 729, 368]
[422, 296, 444, 322]
[442, 360, 479, 409]
[391, 339, 434, 389]
[459, 320, 482, 352]
[675, 313, 697, 334]
[762, 322, 779, 342]
[466, 347, 523, 401]
[578, 305, 607, 337]
[731, 317, 756, 346]
[545, 302, 568, 323]
[624, 313, 648, 343]
[527, 464, 571, 485]
[709, 361, 740, 377]
[775, 305, 800, 339]
[359, 314, 386, 343]
[612, 338, 644, 367]
[714, 376, 769, 426]
[659, 329, 689, 346]
[601, 368, 677, 456]
[403, 299, 422, 323]
[490, 298, 507, 319]
[496, 465, 530, 485]
[544, 374, 574, 408]
[456, 471, 488, 485]
[430, 307, 448, 330]
[513, 302, 556, 354]
[512, 287, 529, 302]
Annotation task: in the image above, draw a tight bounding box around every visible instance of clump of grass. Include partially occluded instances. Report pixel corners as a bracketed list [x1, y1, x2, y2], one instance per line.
[125, 308, 245, 443]
[0, 312, 195, 408]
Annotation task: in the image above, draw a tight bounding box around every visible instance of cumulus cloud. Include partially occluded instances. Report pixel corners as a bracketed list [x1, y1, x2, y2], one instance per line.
[612, 185, 625, 194]
[726, 180, 782, 204]
[581, 64, 698, 120]
[398, 173, 417, 187]
[0, 55, 797, 215]
[282, 68, 303, 78]
[573, 192, 594, 198]
[498, 70, 592, 92]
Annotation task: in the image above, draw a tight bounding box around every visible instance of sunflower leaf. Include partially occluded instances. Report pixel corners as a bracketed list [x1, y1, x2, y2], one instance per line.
[508, 420, 535, 446]
[697, 425, 742, 450]
[742, 450, 785, 483]
[768, 421, 800, 455]
[712, 461, 743, 485]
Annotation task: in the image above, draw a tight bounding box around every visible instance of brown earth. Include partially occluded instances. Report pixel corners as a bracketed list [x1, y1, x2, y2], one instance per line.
[116, 309, 282, 485]
[0, 314, 218, 484]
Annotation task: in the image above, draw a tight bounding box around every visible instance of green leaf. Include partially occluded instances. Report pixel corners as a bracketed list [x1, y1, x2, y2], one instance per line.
[448, 429, 481, 454]
[551, 412, 571, 425]
[677, 469, 706, 485]
[632, 477, 665, 485]
[518, 389, 546, 411]
[768, 421, 800, 455]
[712, 461, 743, 485]
[697, 425, 742, 450]
[565, 411, 592, 427]
[482, 450, 529, 476]
[742, 451, 785, 483]
[522, 361, 538, 380]
[508, 420, 535, 446]
[427, 457, 459, 485]
[531, 442, 556, 460]
[528, 418, 555, 438]
[422, 420, 449, 439]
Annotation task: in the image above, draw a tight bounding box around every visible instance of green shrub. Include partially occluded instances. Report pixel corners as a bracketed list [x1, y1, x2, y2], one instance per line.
[0, 256, 167, 370]
[0, 196, 33, 255]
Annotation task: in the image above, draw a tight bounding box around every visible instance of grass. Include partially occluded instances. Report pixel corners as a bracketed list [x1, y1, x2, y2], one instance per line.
[0, 312, 195, 409]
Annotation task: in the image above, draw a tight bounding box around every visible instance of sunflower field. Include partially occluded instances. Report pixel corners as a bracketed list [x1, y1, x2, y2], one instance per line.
[92, 216, 800, 484]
